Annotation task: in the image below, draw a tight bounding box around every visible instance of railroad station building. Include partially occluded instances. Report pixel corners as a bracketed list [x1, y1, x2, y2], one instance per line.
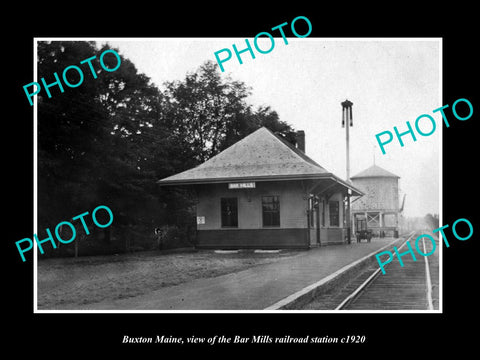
[158, 127, 363, 249]
[350, 164, 401, 238]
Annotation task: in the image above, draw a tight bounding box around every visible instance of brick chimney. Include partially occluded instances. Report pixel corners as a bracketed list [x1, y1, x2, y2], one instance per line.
[295, 130, 305, 152]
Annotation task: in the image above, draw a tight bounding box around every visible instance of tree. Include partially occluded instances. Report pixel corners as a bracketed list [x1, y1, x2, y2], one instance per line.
[37, 41, 165, 254]
[220, 104, 293, 151]
[424, 213, 439, 231]
[37, 41, 109, 226]
[161, 60, 295, 167]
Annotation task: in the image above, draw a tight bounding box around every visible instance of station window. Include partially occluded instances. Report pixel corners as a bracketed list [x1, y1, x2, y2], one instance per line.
[221, 197, 238, 227]
[329, 201, 339, 227]
[262, 196, 280, 227]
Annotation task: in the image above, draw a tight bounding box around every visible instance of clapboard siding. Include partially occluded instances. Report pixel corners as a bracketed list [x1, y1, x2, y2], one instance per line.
[196, 181, 307, 230]
[351, 177, 399, 212]
[196, 228, 309, 249]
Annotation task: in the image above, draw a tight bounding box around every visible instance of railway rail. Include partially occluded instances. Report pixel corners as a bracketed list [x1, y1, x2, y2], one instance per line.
[337, 232, 439, 310]
[299, 232, 440, 311]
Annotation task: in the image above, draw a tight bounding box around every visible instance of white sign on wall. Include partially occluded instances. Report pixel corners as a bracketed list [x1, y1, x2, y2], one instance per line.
[196, 216, 205, 225]
[228, 182, 256, 189]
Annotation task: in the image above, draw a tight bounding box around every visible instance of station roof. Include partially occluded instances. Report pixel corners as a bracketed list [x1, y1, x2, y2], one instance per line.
[158, 127, 363, 196]
[350, 164, 400, 179]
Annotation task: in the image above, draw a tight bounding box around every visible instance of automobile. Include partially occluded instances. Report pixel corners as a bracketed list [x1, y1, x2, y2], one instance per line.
[355, 219, 372, 243]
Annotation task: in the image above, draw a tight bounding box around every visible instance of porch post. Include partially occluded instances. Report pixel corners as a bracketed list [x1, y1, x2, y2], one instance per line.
[346, 192, 351, 244]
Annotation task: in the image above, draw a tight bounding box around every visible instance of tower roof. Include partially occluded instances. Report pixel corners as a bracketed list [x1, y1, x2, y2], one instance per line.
[350, 164, 400, 179]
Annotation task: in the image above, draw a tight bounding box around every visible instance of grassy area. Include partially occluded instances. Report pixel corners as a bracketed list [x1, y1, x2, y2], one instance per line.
[37, 249, 303, 309]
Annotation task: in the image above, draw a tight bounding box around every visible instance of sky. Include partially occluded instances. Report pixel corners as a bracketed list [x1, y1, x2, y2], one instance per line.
[98, 38, 441, 218]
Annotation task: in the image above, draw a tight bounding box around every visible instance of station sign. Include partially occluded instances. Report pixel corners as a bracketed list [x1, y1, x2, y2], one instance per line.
[228, 182, 256, 189]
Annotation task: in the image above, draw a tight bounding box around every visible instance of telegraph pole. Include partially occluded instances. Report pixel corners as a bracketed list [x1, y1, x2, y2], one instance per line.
[341, 99, 353, 244]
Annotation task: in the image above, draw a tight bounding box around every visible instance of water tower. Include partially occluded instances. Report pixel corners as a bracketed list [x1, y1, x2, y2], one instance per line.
[350, 164, 400, 238]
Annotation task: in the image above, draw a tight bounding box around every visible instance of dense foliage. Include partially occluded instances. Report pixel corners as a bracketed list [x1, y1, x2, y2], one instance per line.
[37, 41, 294, 256]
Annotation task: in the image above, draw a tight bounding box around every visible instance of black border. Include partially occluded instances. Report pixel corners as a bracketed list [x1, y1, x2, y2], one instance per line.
[6, 5, 478, 355]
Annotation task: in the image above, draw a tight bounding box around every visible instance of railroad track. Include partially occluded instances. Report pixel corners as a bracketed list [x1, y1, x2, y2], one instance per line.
[336, 232, 439, 310]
